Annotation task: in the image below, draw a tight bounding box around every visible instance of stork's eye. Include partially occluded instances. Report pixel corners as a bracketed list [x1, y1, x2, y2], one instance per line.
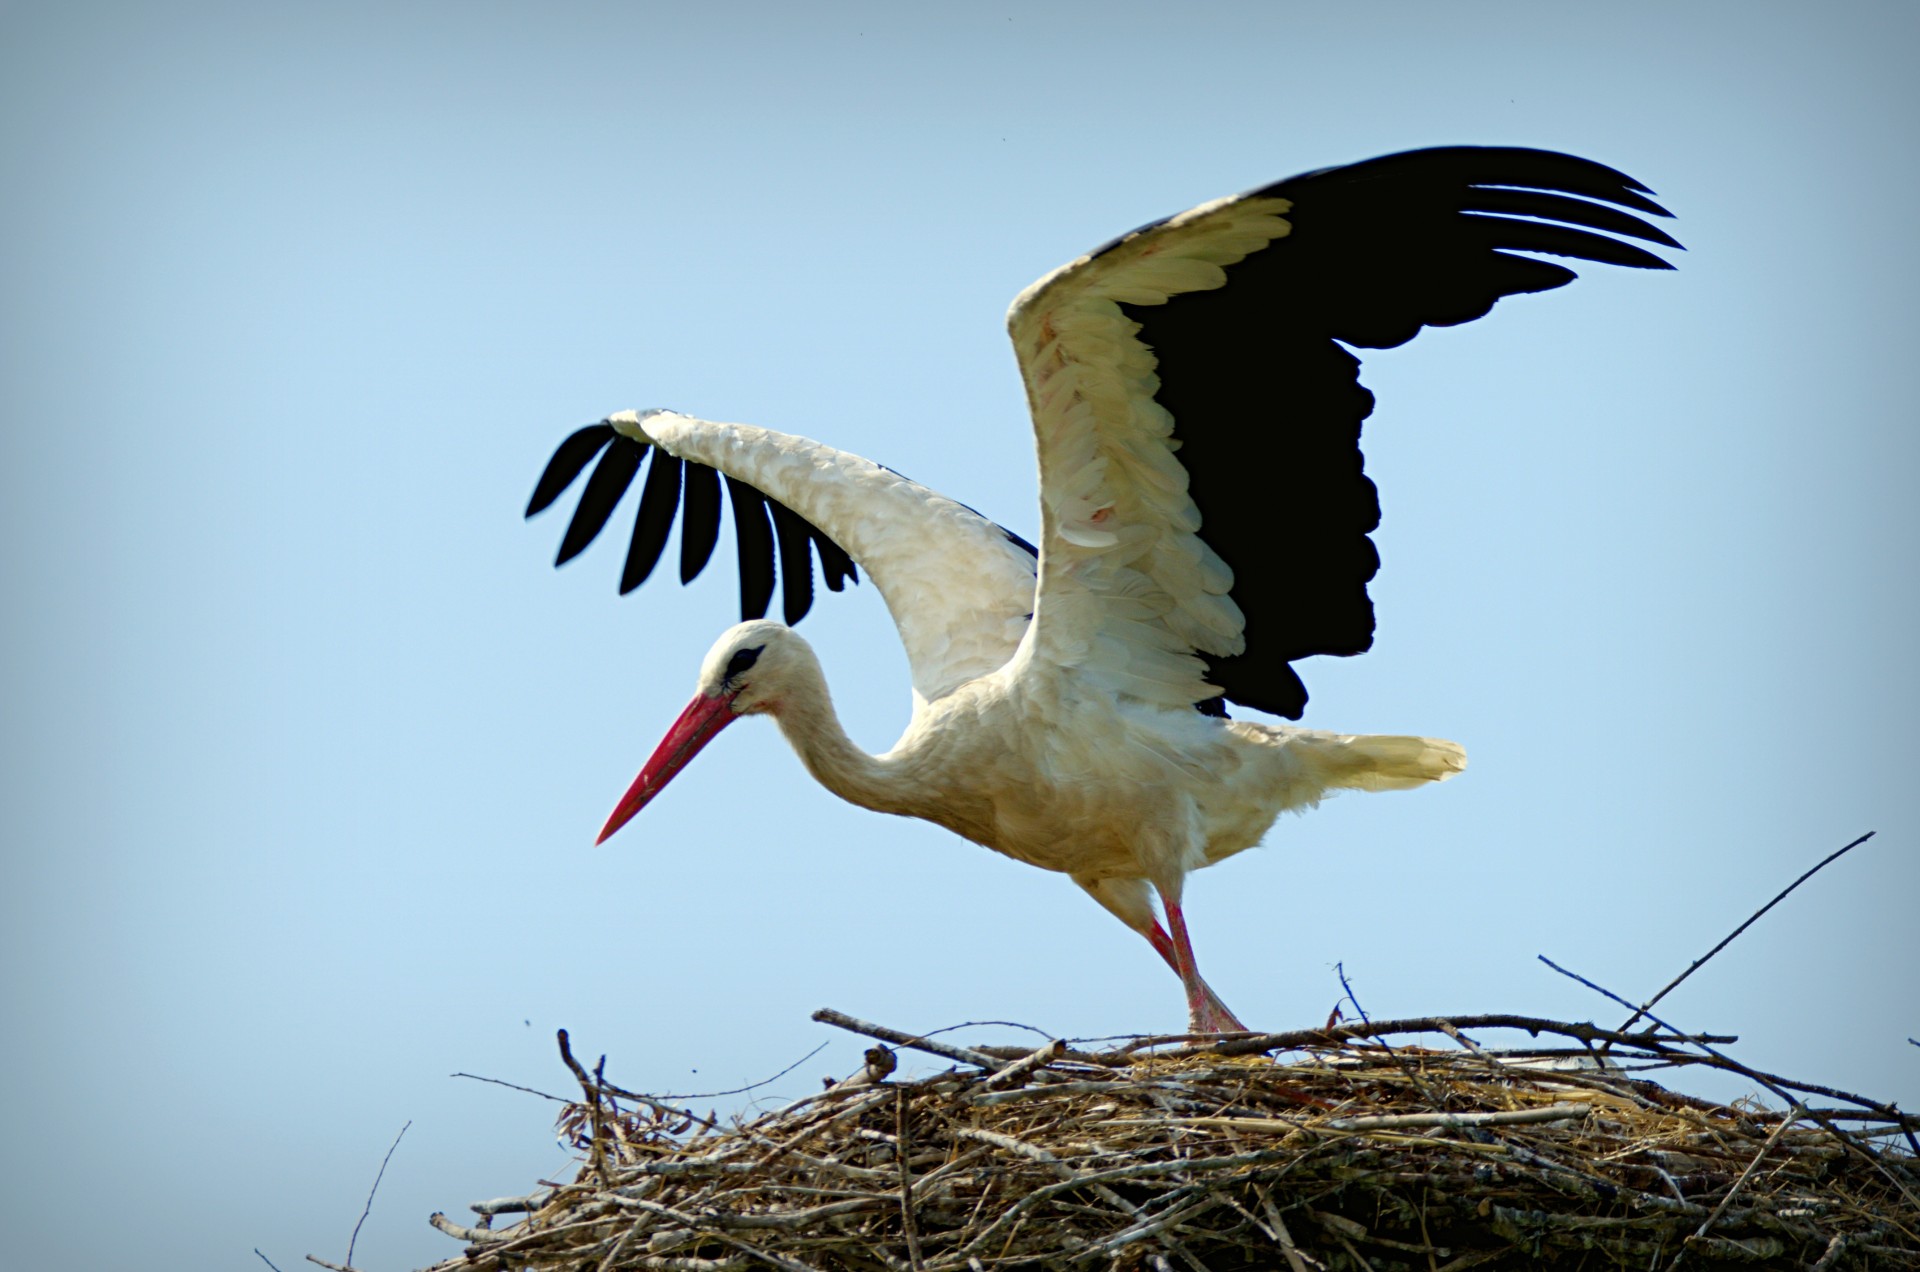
[724, 645, 764, 680]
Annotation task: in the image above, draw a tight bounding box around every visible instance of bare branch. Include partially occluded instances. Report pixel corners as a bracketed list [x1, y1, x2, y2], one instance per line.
[345, 1120, 409, 1270]
[452, 1071, 570, 1103]
[811, 1007, 1002, 1071]
[661, 1042, 827, 1101]
[1539, 954, 1920, 1212]
[1614, 831, 1874, 1036]
[1675, 1102, 1805, 1269]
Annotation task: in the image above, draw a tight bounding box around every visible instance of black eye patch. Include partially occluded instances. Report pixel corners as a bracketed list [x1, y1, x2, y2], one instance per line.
[724, 645, 764, 680]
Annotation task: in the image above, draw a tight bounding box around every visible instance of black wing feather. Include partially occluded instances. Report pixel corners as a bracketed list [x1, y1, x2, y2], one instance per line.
[555, 437, 643, 566]
[723, 476, 777, 621]
[1463, 188, 1682, 248]
[767, 499, 817, 624]
[526, 423, 615, 517]
[1125, 145, 1676, 718]
[815, 529, 858, 592]
[679, 460, 723, 584]
[528, 424, 862, 628]
[620, 450, 682, 594]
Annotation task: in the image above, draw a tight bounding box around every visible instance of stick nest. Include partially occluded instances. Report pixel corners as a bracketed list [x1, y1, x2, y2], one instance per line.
[422, 1012, 1919, 1271]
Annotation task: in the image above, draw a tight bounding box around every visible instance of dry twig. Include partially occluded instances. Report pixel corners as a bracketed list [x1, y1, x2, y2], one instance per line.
[1613, 831, 1875, 1037]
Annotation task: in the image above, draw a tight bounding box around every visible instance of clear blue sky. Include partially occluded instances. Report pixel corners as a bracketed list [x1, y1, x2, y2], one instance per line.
[3, 4, 1914, 1268]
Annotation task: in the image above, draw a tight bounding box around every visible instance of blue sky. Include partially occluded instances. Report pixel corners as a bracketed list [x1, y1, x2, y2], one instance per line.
[3, 4, 1915, 1268]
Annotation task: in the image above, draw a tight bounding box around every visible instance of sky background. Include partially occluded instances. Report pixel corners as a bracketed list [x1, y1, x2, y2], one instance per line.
[3, 3, 1915, 1269]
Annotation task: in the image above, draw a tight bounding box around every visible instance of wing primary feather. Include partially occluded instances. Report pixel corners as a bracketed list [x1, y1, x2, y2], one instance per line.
[1464, 188, 1682, 248]
[1264, 146, 1673, 219]
[679, 461, 722, 583]
[526, 422, 615, 517]
[555, 437, 643, 566]
[723, 475, 776, 620]
[813, 528, 858, 591]
[1469, 215, 1677, 270]
[1062, 145, 1679, 718]
[767, 499, 817, 624]
[619, 450, 682, 594]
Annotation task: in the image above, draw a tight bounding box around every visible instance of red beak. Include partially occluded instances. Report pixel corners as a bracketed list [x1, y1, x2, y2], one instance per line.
[596, 690, 739, 844]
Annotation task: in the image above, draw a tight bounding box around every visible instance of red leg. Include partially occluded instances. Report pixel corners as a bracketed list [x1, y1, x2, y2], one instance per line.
[1158, 894, 1248, 1034]
[1145, 919, 1180, 971]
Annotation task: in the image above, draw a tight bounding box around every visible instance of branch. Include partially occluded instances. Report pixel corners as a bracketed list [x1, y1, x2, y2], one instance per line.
[1676, 1102, 1805, 1268]
[660, 1042, 827, 1100]
[452, 1071, 569, 1103]
[982, 1038, 1065, 1090]
[557, 1029, 607, 1179]
[345, 1120, 409, 1270]
[894, 1088, 925, 1272]
[1614, 831, 1874, 1036]
[811, 1007, 1004, 1071]
[1539, 954, 1920, 1213]
[1335, 961, 1443, 1105]
[1208, 1013, 1732, 1058]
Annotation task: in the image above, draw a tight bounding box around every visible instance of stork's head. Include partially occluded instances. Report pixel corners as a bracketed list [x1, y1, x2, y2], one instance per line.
[595, 620, 803, 844]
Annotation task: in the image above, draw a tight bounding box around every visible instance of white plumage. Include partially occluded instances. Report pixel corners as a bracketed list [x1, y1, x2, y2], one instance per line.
[528, 146, 1677, 1030]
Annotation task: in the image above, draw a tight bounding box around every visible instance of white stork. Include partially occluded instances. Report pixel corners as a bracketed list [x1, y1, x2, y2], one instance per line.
[528, 146, 1676, 1032]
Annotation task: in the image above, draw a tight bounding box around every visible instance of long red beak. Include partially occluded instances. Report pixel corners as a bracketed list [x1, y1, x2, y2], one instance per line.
[596, 691, 739, 844]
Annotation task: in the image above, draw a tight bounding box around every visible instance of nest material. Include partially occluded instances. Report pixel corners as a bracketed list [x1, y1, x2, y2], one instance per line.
[422, 1012, 1919, 1271]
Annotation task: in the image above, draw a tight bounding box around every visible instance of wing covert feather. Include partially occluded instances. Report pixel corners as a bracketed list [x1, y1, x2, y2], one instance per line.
[623, 412, 1037, 706]
[1009, 146, 1675, 717]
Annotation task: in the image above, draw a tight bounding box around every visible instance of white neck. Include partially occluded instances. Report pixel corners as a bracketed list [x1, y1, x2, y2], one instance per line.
[765, 656, 910, 817]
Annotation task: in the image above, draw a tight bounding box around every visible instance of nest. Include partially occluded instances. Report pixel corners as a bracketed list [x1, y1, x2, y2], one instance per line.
[420, 1010, 1919, 1271]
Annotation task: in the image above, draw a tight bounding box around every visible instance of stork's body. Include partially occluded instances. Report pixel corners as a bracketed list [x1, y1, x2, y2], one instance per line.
[529, 146, 1676, 1030]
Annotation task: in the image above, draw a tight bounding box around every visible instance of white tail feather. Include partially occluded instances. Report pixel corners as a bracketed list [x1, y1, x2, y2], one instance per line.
[1293, 732, 1467, 793]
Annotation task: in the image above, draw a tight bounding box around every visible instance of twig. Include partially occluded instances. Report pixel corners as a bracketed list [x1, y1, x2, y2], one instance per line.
[982, 1038, 1065, 1090]
[1207, 1013, 1732, 1058]
[663, 1042, 828, 1100]
[589, 1076, 720, 1131]
[1539, 954, 1920, 1211]
[254, 1250, 286, 1272]
[1336, 962, 1444, 1106]
[1673, 1102, 1805, 1269]
[895, 1088, 925, 1272]
[305, 1259, 355, 1272]
[1254, 1183, 1322, 1272]
[617, 1195, 828, 1272]
[812, 1007, 1003, 1070]
[469, 1189, 554, 1218]
[558, 1029, 616, 1178]
[1613, 831, 1874, 1037]
[922, 1018, 1055, 1040]
[1326, 1104, 1590, 1132]
[428, 1211, 498, 1244]
[1808, 1233, 1850, 1272]
[823, 1046, 898, 1094]
[452, 1071, 570, 1103]
[345, 1120, 410, 1270]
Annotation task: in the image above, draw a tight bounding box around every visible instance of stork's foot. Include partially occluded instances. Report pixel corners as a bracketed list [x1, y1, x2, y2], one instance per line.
[1187, 981, 1249, 1034]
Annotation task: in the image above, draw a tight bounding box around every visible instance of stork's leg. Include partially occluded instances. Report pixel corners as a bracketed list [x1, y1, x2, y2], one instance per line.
[1075, 875, 1247, 1033]
[1156, 887, 1249, 1034]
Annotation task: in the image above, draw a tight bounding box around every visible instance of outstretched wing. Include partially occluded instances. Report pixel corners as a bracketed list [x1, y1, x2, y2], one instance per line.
[527, 410, 1038, 707]
[1009, 146, 1678, 718]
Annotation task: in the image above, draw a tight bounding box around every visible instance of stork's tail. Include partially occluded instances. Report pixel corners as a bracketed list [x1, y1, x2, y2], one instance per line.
[1293, 731, 1467, 793]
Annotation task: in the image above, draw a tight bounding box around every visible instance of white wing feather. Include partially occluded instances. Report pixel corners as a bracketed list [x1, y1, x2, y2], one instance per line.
[614, 411, 1036, 709]
[1008, 196, 1296, 706]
